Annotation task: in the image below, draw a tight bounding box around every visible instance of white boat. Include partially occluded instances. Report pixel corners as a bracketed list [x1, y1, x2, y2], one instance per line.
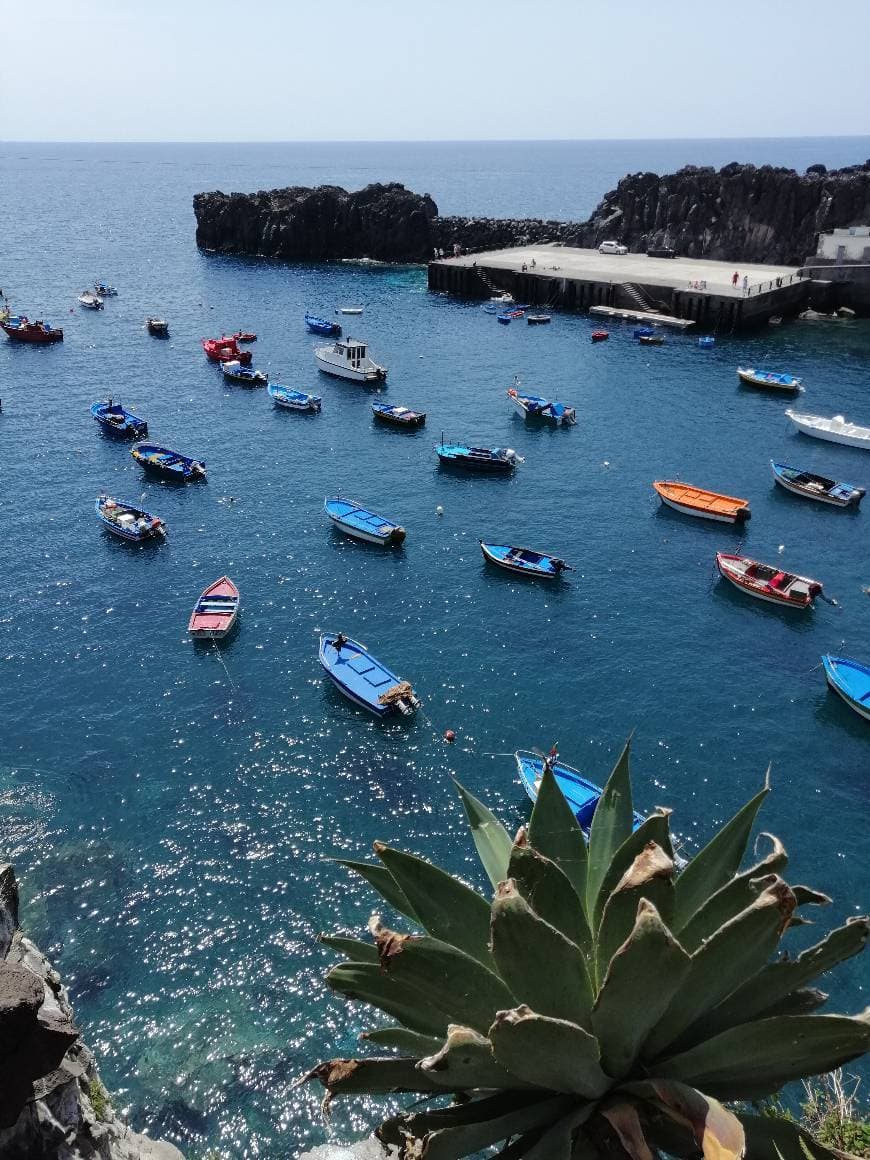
[339, 306, 364, 315]
[785, 409, 870, 451]
[314, 338, 387, 383]
[79, 291, 104, 310]
[268, 382, 322, 412]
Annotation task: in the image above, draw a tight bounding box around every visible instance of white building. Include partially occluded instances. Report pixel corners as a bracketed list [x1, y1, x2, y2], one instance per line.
[816, 226, 870, 263]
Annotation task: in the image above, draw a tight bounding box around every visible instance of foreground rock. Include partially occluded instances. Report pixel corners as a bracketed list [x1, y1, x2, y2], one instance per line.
[0, 864, 183, 1160]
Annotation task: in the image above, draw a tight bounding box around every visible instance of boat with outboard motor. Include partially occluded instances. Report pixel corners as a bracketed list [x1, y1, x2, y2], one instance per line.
[480, 541, 572, 578]
[324, 497, 406, 545]
[821, 655, 870, 721]
[131, 442, 206, 481]
[268, 382, 322, 412]
[737, 367, 802, 392]
[95, 495, 165, 542]
[515, 750, 644, 835]
[94, 282, 118, 297]
[188, 577, 239, 639]
[202, 336, 252, 365]
[507, 385, 575, 426]
[146, 317, 169, 336]
[785, 409, 870, 450]
[231, 330, 256, 343]
[319, 632, 420, 717]
[371, 401, 426, 428]
[715, 552, 823, 609]
[653, 481, 750, 524]
[435, 442, 522, 472]
[90, 399, 148, 439]
[79, 291, 104, 310]
[527, 314, 551, 325]
[305, 313, 341, 337]
[1, 315, 63, 343]
[770, 461, 864, 507]
[314, 337, 387, 382]
[222, 360, 268, 386]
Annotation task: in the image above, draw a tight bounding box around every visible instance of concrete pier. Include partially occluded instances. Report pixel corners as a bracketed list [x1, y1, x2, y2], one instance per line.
[428, 245, 811, 331]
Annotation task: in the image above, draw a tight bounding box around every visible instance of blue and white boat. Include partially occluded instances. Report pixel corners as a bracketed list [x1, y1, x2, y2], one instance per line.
[95, 495, 165, 541]
[770, 461, 864, 507]
[305, 313, 341, 337]
[480, 541, 572, 578]
[515, 750, 644, 834]
[698, 335, 716, 348]
[91, 399, 148, 439]
[324, 497, 406, 545]
[94, 281, 118, 297]
[268, 382, 322, 412]
[319, 633, 420, 717]
[372, 401, 426, 428]
[737, 367, 802, 393]
[131, 442, 206, 481]
[435, 442, 522, 472]
[821, 655, 870, 722]
[507, 385, 576, 425]
[222, 360, 268, 386]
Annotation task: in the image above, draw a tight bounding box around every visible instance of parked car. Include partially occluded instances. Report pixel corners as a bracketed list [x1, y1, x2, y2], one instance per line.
[599, 240, 628, 255]
[647, 246, 677, 258]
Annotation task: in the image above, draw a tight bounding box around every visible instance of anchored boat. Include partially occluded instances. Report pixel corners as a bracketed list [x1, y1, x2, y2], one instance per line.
[785, 409, 870, 451]
[507, 386, 576, 425]
[515, 750, 644, 835]
[188, 577, 239, 639]
[371, 401, 426, 428]
[653, 481, 750, 523]
[1, 315, 63, 343]
[715, 552, 823, 609]
[319, 633, 420, 717]
[146, 317, 169, 336]
[268, 382, 322, 412]
[527, 314, 551, 325]
[222, 360, 268, 386]
[94, 281, 118, 297]
[90, 399, 148, 439]
[231, 330, 256, 343]
[78, 291, 104, 310]
[314, 337, 387, 383]
[770, 461, 864, 507]
[95, 495, 165, 542]
[131, 442, 206, 481]
[305, 313, 341, 337]
[435, 442, 522, 472]
[591, 329, 609, 342]
[324, 497, 406, 545]
[480, 541, 572, 578]
[737, 367, 802, 392]
[202, 337, 252, 365]
[821, 655, 870, 722]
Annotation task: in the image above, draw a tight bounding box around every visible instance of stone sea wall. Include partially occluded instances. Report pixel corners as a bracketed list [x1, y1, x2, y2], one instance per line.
[0, 864, 183, 1160]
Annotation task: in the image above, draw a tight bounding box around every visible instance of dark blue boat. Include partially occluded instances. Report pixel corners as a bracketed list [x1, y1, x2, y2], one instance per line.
[95, 495, 165, 541]
[131, 442, 206, 481]
[305, 313, 341, 337]
[319, 633, 420, 718]
[372, 401, 426, 428]
[91, 399, 148, 439]
[435, 442, 522, 472]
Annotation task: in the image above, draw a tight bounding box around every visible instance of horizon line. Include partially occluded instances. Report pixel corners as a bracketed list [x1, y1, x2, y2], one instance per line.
[3, 133, 870, 147]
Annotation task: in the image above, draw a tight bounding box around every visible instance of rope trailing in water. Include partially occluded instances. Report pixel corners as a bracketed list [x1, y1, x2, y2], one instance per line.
[209, 634, 237, 691]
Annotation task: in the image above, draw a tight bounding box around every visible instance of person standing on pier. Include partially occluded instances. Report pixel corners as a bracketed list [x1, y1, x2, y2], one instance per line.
[742, 274, 749, 294]
[732, 271, 739, 288]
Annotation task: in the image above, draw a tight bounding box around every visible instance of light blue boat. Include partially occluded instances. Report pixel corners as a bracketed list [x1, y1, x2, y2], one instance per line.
[515, 750, 644, 834]
[324, 497, 406, 545]
[319, 633, 420, 717]
[821, 655, 870, 722]
[480, 541, 572, 578]
[268, 383, 321, 412]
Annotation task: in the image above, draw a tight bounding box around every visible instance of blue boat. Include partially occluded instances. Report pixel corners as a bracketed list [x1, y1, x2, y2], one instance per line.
[372, 401, 426, 428]
[515, 750, 644, 834]
[319, 633, 421, 717]
[770, 461, 864, 507]
[698, 335, 716, 348]
[94, 281, 118, 297]
[634, 327, 655, 338]
[507, 385, 576, 425]
[324, 497, 406, 545]
[480, 541, 572, 578]
[821, 656, 870, 722]
[90, 399, 147, 439]
[305, 313, 342, 337]
[222, 360, 268, 386]
[95, 495, 165, 541]
[737, 367, 802, 393]
[435, 443, 522, 472]
[268, 382, 321, 412]
[131, 442, 206, 481]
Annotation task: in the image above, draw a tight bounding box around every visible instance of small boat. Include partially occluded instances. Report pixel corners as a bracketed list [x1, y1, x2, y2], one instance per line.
[94, 282, 118, 297]
[435, 443, 522, 472]
[698, 336, 716, 348]
[319, 633, 420, 717]
[638, 333, 665, 345]
[821, 655, 870, 722]
[480, 541, 572, 578]
[231, 330, 256, 343]
[222, 360, 268, 386]
[79, 292, 104, 310]
[324, 497, 406, 545]
[527, 314, 551, 325]
[339, 306, 364, 315]
[497, 308, 525, 324]
[305, 313, 341, 337]
[715, 552, 823, 609]
[737, 367, 802, 392]
[769, 461, 864, 507]
[90, 399, 148, 439]
[507, 386, 576, 426]
[188, 576, 239, 639]
[268, 382, 322, 412]
[131, 442, 206, 481]
[785, 409, 870, 451]
[95, 495, 165, 541]
[768, 317, 782, 327]
[591, 329, 609, 342]
[314, 338, 386, 383]
[146, 317, 169, 337]
[202, 337, 252, 365]
[372, 401, 426, 428]
[490, 293, 514, 304]
[633, 327, 655, 338]
[1, 315, 63, 343]
[653, 481, 750, 524]
[800, 308, 853, 322]
[515, 751, 643, 835]
[482, 304, 500, 315]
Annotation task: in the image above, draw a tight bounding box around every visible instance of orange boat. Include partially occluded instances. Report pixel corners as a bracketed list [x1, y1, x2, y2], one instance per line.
[653, 481, 750, 524]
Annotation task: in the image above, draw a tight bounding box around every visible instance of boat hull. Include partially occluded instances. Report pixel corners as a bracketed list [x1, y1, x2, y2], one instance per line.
[436, 451, 515, 472]
[737, 368, 800, 392]
[188, 576, 239, 639]
[822, 656, 870, 722]
[716, 554, 819, 609]
[2, 322, 63, 343]
[786, 411, 870, 450]
[769, 461, 863, 507]
[372, 406, 425, 428]
[654, 482, 750, 524]
[658, 494, 741, 523]
[314, 354, 384, 382]
[480, 542, 566, 578]
[325, 498, 405, 545]
[95, 496, 164, 542]
[318, 633, 417, 718]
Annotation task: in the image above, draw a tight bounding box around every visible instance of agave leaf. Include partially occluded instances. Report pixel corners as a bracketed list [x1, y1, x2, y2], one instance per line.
[677, 833, 788, 952]
[792, 885, 832, 908]
[360, 1027, 445, 1055]
[657, 1010, 870, 1101]
[338, 858, 421, 924]
[671, 777, 770, 933]
[586, 737, 635, 920]
[738, 1112, 859, 1159]
[374, 842, 493, 966]
[519, 1105, 596, 1160]
[489, 1006, 610, 1098]
[642, 876, 797, 1058]
[528, 763, 589, 903]
[590, 809, 674, 933]
[397, 1095, 580, 1160]
[591, 899, 691, 1078]
[491, 880, 593, 1027]
[594, 843, 675, 984]
[326, 961, 452, 1037]
[454, 779, 514, 890]
[508, 844, 591, 955]
[599, 1100, 655, 1160]
[319, 934, 379, 963]
[753, 987, 828, 1018]
[304, 1055, 445, 1094]
[623, 1078, 746, 1159]
[376, 1090, 553, 1149]
[419, 1024, 538, 1090]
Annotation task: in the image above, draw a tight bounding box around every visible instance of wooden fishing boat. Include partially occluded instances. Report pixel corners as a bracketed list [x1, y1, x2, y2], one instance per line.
[527, 314, 551, 325]
[653, 481, 750, 523]
[146, 317, 169, 336]
[1, 315, 63, 343]
[435, 442, 522, 472]
[770, 460, 864, 507]
[371, 401, 426, 428]
[221, 360, 268, 386]
[268, 382, 321, 412]
[314, 338, 387, 382]
[188, 576, 239, 639]
[231, 330, 256, 343]
[638, 333, 665, 345]
[785, 409, 870, 450]
[821, 655, 870, 722]
[131, 442, 206, 481]
[507, 386, 576, 425]
[305, 313, 341, 337]
[715, 552, 823, 609]
[79, 291, 104, 310]
[591, 329, 609, 342]
[94, 282, 118, 297]
[95, 495, 165, 541]
[90, 399, 148, 439]
[515, 750, 644, 835]
[202, 337, 252, 365]
[324, 497, 405, 545]
[319, 633, 420, 718]
[737, 367, 802, 392]
[480, 541, 572, 578]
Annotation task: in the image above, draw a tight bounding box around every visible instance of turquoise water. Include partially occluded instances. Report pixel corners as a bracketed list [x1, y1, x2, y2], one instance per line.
[1, 140, 869, 1157]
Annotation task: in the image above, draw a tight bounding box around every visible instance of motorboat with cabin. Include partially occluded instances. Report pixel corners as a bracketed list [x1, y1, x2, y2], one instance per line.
[314, 337, 387, 383]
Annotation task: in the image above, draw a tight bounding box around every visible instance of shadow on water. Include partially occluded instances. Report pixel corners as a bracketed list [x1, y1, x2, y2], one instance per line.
[813, 686, 870, 740]
[653, 504, 749, 534]
[711, 575, 823, 631]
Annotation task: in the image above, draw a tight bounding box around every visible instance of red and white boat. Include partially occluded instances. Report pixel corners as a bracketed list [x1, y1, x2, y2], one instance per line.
[715, 552, 823, 609]
[201, 337, 252, 365]
[188, 577, 240, 639]
[1, 314, 63, 343]
[232, 330, 257, 343]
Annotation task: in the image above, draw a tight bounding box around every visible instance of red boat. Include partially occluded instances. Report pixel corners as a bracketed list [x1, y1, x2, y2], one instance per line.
[232, 330, 257, 343]
[188, 576, 240, 639]
[715, 552, 823, 610]
[201, 337, 252, 365]
[591, 329, 609, 342]
[1, 314, 64, 343]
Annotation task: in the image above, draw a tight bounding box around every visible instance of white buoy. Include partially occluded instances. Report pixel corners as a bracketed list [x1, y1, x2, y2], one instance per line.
[778, 544, 785, 554]
[436, 505, 444, 516]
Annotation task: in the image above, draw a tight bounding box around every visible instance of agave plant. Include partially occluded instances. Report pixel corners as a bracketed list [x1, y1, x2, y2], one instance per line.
[306, 741, 869, 1159]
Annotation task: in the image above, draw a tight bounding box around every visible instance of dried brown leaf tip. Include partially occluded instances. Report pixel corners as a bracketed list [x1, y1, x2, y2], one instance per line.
[617, 843, 674, 892]
[368, 915, 413, 971]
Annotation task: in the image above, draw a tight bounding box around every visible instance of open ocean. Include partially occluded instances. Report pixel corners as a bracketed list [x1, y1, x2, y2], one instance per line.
[2, 138, 869, 1158]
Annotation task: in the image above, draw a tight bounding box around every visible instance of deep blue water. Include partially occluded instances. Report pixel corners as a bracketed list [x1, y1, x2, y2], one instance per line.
[1, 139, 869, 1158]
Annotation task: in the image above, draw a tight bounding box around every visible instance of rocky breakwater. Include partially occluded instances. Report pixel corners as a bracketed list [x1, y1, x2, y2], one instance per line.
[571, 161, 870, 265]
[193, 181, 575, 262]
[0, 864, 183, 1160]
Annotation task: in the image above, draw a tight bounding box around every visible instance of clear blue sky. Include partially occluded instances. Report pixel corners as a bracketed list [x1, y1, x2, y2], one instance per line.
[3, 0, 869, 142]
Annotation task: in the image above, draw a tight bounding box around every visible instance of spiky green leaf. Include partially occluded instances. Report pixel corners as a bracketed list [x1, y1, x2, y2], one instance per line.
[527, 764, 588, 903]
[326, 961, 452, 1038]
[338, 858, 421, 924]
[305, 1055, 445, 1094]
[594, 843, 675, 983]
[418, 1024, 537, 1090]
[590, 809, 673, 933]
[599, 1101, 655, 1160]
[738, 1112, 857, 1159]
[488, 1006, 610, 1097]
[622, 1079, 746, 1159]
[454, 779, 514, 890]
[508, 844, 591, 955]
[318, 934, 379, 963]
[360, 1027, 445, 1055]
[586, 737, 635, 919]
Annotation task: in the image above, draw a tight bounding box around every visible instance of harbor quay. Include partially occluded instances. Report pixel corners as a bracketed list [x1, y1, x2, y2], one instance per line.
[428, 245, 812, 330]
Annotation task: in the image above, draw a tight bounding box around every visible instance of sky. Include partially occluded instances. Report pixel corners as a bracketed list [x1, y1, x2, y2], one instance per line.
[3, 0, 870, 142]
